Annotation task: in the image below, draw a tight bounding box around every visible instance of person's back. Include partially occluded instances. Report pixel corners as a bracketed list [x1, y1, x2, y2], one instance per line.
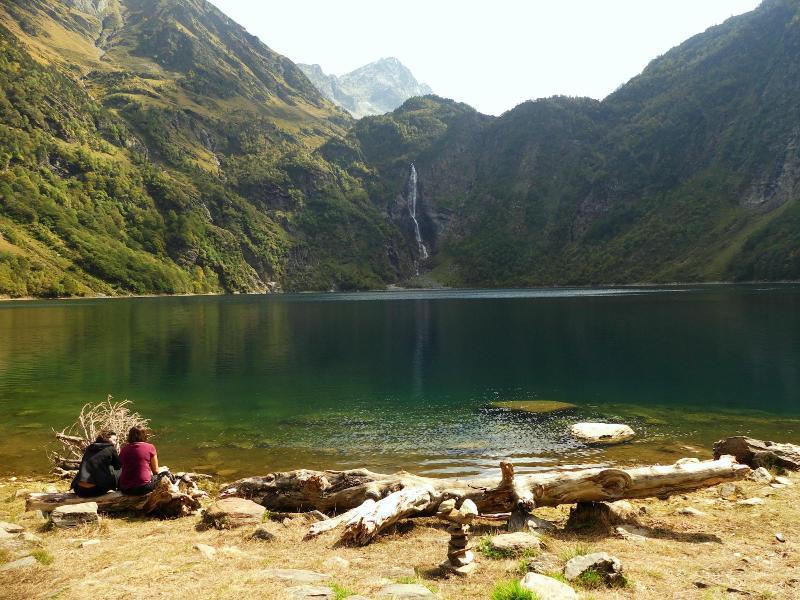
[119, 425, 171, 495]
[71, 431, 121, 497]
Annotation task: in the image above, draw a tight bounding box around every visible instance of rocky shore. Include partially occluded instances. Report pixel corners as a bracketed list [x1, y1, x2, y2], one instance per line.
[1, 463, 798, 599]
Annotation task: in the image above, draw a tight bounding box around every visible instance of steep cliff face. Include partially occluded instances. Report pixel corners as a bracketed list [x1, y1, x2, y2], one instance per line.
[299, 57, 433, 118]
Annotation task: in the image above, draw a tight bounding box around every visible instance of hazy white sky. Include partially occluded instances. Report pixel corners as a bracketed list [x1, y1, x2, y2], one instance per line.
[209, 0, 761, 115]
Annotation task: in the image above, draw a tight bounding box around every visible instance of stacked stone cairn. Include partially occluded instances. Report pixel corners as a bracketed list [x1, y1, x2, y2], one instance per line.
[436, 498, 479, 576]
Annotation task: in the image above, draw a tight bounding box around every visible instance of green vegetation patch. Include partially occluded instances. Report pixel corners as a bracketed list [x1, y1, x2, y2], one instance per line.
[491, 579, 538, 600]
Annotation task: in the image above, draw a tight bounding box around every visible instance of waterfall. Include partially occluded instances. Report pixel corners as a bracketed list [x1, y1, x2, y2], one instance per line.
[408, 164, 429, 261]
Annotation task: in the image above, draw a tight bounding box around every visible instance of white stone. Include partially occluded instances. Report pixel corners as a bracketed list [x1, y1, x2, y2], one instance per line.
[737, 497, 765, 506]
[675, 507, 707, 517]
[50, 502, 99, 529]
[0, 522, 24, 534]
[80, 539, 101, 548]
[0, 556, 37, 571]
[569, 423, 635, 445]
[748, 467, 773, 484]
[564, 552, 623, 583]
[193, 543, 217, 559]
[520, 573, 578, 600]
[488, 532, 542, 555]
[774, 476, 792, 486]
[376, 583, 437, 598]
[322, 556, 350, 572]
[284, 586, 334, 599]
[259, 569, 332, 585]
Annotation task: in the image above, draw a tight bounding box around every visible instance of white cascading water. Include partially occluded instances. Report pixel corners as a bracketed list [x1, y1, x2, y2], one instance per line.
[408, 164, 429, 261]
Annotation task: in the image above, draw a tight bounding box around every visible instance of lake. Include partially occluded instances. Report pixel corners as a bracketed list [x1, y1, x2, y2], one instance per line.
[1, 285, 799, 479]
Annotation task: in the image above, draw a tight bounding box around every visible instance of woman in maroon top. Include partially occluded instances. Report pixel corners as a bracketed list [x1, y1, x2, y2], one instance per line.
[119, 426, 172, 495]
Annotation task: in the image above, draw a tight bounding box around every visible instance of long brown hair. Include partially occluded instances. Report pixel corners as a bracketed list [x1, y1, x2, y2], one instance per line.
[127, 425, 148, 444]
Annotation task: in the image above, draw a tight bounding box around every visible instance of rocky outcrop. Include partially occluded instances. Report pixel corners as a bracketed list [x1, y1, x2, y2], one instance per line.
[299, 58, 433, 118]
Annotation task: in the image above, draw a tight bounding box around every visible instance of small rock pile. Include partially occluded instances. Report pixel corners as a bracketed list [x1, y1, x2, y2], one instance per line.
[436, 498, 478, 576]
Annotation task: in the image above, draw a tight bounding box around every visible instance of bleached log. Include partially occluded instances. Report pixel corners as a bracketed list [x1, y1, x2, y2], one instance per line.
[224, 457, 749, 544]
[339, 485, 437, 546]
[713, 436, 800, 471]
[304, 500, 376, 540]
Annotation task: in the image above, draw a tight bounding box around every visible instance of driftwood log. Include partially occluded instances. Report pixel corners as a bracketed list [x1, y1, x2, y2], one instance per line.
[713, 436, 800, 471]
[223, 456, 749, 545]
[26, 473, 207, 518]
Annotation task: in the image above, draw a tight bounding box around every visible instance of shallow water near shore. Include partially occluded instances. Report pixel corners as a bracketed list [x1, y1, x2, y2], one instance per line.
[0, 285, 799, 478]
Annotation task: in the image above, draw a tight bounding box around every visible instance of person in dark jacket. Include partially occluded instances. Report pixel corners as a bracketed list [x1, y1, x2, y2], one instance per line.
[70, 430, 121, 498]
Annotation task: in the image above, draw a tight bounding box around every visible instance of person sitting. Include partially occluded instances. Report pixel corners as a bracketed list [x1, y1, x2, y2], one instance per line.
[119, 425, 172, 495]
[70, 430, 121, 498]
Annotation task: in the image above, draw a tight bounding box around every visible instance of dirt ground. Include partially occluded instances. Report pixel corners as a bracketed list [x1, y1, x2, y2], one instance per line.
[0, 470, 798, 600]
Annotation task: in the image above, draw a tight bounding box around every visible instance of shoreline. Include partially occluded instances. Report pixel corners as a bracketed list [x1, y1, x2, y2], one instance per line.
[1, 279, 798, 304]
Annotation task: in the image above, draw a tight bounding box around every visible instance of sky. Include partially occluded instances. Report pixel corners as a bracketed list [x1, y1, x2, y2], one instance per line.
[209, 0, 762, 116]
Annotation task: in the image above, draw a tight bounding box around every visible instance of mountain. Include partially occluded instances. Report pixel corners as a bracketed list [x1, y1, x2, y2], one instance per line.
[0, 0, 416, 297]
[1, 0, 799, 299]
[344, 0, 800, 286]
[298, 58, 433, 119]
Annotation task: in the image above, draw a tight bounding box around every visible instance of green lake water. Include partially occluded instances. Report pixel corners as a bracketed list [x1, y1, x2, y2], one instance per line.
[1, 285, 799, 479]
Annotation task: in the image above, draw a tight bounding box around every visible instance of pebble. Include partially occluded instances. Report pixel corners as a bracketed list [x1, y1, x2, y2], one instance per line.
[776, 533, 786, 543]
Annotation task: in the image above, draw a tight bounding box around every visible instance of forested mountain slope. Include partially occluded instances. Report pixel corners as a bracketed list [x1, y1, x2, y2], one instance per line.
[1, 0, 799, 297]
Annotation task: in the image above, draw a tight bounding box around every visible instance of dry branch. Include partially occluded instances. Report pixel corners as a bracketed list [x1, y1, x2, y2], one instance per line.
[50, 396, 149, 469]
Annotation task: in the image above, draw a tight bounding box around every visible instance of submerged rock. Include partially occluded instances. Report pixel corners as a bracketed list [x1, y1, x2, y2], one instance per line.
[490, 400, 577, 414]
[569, 423, 635, 445]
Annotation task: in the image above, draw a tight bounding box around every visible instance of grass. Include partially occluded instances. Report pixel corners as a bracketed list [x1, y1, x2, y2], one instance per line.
[0, 548, 11, 564]
[1, 472, 798, 599]
[575, 568, 604, 589]
[477, 536, 517, 559]
[394, 576, 437, 594]
[491, 579, 538, 600]
[31, 549, 54, 565]
[559, 543, 590, 562]
[330, 582, 355, 599]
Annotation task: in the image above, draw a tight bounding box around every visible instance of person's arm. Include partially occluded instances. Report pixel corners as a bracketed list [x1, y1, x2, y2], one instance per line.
[111, 448, 121, 470]
[150, 452, 159, 475]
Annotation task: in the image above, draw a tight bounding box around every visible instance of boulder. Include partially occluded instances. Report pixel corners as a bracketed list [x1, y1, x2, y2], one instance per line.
[569, 423, 635, 445]
[488, 532, 542, 555]
[0, 556, 37, 571]
[376, 583, 437, 598]
[718, 483, 740, 500]
[0, 522, 23, 534]
[259, 569, 332, 585]
[525, 552, 562, 575]
[50, 502, 99, 529]
[520, 573, 578, 600]
[748, 467, 773, 484]
[564, 552, 624, 585]
[250, 524, 277, 541]
[284, 586, 333, 599]
[202, 497, 265, 529]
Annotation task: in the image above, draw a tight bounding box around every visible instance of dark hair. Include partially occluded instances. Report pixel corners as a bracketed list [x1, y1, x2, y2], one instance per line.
[95, 430, 116, 443]
[127, 425, 148, 444]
